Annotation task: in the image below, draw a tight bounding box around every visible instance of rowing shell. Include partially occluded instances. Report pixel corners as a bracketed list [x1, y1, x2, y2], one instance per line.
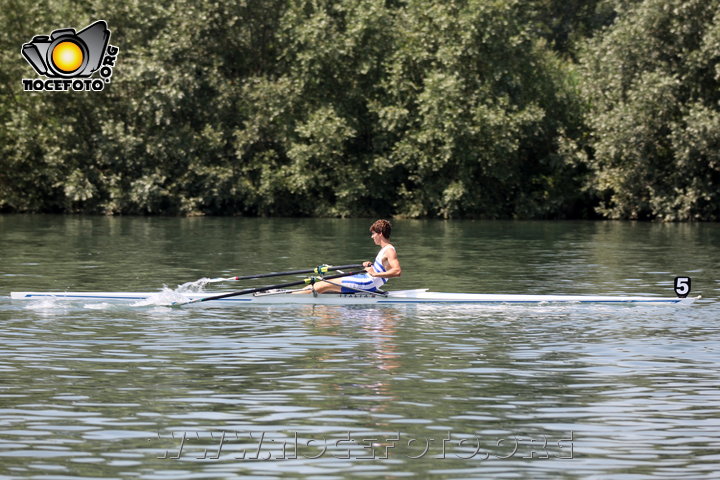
[9, 289, 699, 305]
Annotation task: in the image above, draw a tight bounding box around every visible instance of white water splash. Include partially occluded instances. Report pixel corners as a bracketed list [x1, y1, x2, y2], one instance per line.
[130, 277, 232, 307]
[175, 277, 230, 293]
[23, 296, 75, 317]
[131, 287, 191, 307]
[24, 297, 63, 311]
[83, 302, 113, 310]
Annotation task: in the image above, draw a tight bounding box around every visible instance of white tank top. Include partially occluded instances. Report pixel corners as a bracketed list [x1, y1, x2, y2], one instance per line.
[372, 245, 395, 285]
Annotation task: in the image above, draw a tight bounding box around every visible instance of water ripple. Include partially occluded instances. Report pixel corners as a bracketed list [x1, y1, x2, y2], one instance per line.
[2, 218, 720, 479]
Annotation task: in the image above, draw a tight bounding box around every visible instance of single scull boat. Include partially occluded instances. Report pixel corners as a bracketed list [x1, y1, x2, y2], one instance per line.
[9, 289, 699, 305]
[9, 272, 699, 306]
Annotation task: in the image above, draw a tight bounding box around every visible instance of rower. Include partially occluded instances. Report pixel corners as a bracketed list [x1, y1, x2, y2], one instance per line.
[297, 219, 402, 295]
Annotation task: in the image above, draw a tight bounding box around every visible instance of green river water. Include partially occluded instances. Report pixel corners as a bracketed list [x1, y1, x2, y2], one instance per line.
[1, 215, 719, 479]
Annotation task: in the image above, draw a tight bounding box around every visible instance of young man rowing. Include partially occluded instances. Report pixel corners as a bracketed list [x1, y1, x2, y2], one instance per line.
[298, 219, 401, 294]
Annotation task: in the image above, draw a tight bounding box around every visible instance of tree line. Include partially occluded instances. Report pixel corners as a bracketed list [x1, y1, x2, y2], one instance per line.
[1, 0, 718, 220]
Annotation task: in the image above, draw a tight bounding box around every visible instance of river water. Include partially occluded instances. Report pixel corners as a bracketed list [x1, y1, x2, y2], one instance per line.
[1, 215, 718, 479]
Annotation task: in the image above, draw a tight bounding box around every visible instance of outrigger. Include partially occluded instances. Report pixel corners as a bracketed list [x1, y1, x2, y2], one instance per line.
[9, 265, 699, 306]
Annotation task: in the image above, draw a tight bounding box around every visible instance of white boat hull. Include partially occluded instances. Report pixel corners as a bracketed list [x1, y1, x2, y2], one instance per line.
[9, 289, 699, 305]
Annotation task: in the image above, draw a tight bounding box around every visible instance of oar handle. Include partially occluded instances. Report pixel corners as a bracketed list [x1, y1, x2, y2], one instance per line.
[182, 269, 367, 305]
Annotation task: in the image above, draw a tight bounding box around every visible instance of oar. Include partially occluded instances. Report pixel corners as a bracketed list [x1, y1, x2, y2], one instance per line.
[173, 269, 367, 306]
[221, 263, 365, 282]
[204, 264, 365, 284]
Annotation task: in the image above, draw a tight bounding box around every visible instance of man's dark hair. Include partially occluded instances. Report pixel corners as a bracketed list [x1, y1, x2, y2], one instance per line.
[370, 219, 392, 239]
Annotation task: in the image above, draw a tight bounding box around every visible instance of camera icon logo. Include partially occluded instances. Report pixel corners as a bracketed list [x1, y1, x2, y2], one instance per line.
[22, 20, 110, 78]
[21, 20, 119, 91]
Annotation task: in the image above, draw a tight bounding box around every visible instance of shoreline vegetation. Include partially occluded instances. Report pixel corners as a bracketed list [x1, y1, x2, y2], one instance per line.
[1, 0, 718, 221]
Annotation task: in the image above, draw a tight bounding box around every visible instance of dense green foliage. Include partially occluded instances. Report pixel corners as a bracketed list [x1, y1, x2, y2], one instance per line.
[0, 0, 718, 220]
[577, 0, 720, 220]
